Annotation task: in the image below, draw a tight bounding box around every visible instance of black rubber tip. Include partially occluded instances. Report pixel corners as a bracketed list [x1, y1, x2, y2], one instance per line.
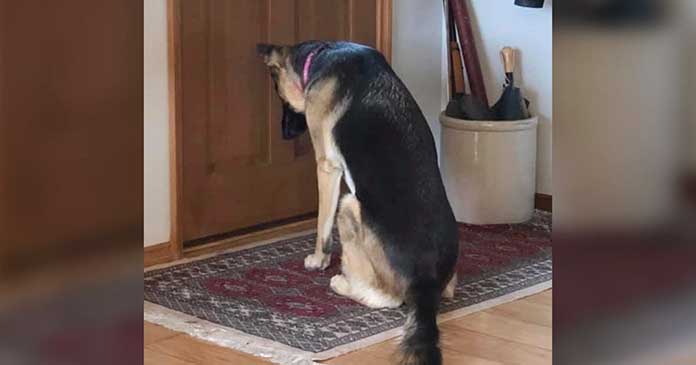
[514, 0, 545, 8]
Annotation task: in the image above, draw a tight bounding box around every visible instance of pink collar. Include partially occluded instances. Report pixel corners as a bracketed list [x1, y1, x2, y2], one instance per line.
[301, 45, 326, 89]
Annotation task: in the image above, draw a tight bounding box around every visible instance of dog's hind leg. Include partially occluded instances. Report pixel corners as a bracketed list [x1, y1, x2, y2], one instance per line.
[443, 273, 457, 299]
[304, 158, 342, 271]
[331, 194, 403, 309]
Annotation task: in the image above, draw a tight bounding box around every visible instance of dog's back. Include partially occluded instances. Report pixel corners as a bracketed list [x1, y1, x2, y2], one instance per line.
[314, 42, 459, 365]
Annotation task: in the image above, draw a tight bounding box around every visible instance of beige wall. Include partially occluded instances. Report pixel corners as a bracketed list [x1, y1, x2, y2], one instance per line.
[144, 0, 170, 247]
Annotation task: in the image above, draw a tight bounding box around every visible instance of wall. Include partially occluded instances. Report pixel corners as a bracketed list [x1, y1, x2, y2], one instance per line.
[143, 0, 170, 246]
[468, 0, 553, 194]
[391, 0, 449, 156]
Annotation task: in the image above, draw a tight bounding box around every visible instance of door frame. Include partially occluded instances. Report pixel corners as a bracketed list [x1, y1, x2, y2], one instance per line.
[161, 0, 393, 262]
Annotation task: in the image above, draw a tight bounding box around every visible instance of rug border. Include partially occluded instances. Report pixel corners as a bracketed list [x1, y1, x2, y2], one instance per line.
[144, 280, 552, 364]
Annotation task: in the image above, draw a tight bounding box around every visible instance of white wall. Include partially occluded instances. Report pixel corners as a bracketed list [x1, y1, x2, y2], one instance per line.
[469, 0, 553, 194]
[392, 0, 553, 194]
[391, 0, 449, 156]
[143, 0, 170, 247]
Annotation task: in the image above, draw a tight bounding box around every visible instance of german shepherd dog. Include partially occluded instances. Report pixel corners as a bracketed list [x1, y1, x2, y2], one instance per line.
[257, 41, 458, 365]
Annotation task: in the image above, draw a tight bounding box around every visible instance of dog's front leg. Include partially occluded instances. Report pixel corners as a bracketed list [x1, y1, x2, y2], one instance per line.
[304, 158, 343, 270]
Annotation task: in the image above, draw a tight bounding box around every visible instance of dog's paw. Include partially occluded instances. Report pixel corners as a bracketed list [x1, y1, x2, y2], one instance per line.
[304, 253, 331, 271]
[442, 286, 455, 299]
[330, 275, 350, 296]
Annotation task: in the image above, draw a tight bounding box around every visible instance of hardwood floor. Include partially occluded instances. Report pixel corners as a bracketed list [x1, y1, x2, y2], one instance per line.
[144, 290, 552, 364]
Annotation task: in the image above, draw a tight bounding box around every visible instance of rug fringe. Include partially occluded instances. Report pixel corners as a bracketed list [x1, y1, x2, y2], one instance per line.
[144, 280, 551, 364]
[144, 301, 319, 365]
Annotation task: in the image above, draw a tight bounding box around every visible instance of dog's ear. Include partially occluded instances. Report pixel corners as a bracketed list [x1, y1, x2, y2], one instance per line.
[281, 102, 307, 140]
[256, 43, 275, 57]
[256, 43, 286, 67]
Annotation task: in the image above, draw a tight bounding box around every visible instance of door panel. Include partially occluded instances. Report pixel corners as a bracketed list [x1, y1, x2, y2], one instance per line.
[351, 0, 379, 47]
[178, 0, 385, 242]
[296, 0, 349, 41]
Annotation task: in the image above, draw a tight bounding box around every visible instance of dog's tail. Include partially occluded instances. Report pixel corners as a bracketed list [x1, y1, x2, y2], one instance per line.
[400, 278, 442, 365]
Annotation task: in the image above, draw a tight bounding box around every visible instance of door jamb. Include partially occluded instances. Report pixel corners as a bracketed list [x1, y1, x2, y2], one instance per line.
[167, 0, 183, 260]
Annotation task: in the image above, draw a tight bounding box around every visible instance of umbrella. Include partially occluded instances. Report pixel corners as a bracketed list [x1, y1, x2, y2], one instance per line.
[492, 47, 530, 120]
[515, 0, 545, 8]
[445, 94, 495, 120]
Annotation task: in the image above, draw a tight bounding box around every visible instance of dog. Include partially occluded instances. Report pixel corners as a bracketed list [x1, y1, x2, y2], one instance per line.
[257, 41, 459, 365]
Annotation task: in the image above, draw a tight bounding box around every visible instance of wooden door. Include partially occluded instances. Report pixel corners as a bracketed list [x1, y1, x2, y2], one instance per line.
[175, 0, 390, 243]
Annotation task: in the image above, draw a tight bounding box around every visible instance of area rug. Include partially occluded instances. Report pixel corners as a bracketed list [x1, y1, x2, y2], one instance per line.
[144, 211, 552, 364]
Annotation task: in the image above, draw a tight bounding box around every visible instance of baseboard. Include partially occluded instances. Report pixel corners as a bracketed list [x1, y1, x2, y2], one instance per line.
[145, 241, 174, 267]
[144, 218, 317, 267]
[184, 218, 317, 259]
[535, 193, 552, 212]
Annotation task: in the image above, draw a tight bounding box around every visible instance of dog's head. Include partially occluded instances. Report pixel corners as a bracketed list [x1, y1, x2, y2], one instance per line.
[257, 43, 307, 140]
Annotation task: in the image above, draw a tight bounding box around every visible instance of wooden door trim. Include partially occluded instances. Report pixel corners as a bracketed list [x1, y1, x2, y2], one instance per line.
[165, 0, 393, 261]
[377, 0, 393, 63]
[145, 241, 175, 267]
[168, 0, 184, 259]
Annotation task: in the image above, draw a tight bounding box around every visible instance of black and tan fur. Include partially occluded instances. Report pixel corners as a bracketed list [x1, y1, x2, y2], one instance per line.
[258, 41, 459, 365]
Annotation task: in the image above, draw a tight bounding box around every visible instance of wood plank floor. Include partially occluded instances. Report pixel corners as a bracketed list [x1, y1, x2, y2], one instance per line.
[144, 290, 552, 365]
